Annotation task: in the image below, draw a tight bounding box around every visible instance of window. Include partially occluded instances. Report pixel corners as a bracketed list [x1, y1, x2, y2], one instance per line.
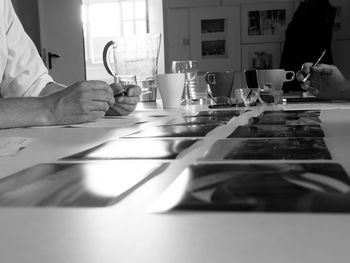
[82, 0, 149, 81]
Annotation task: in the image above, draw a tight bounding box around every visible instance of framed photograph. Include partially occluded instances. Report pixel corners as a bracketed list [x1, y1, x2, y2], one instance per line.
[189, 6, 241, 71]
[242, 43, 281, 70]
[241, 2, 294, 43]
[331, 0, 350, 39]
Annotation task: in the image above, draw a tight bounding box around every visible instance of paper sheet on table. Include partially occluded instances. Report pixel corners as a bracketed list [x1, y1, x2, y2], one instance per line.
[68, 115, 172, 128]
[29, 118, 140, 128]
[68, 117, 140, 128]
[0, 137, 36, 157]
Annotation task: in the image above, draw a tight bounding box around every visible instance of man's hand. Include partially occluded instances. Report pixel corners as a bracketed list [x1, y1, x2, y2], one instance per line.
[297, 63, 347, 100]
[43, 80, 115, 125]
[107, 83, 141, 116]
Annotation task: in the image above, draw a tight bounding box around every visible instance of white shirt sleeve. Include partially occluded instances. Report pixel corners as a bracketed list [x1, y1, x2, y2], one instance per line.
[0, 0, 53, 98]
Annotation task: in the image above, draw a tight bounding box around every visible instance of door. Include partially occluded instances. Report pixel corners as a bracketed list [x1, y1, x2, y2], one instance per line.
[38, 0, 86, 85]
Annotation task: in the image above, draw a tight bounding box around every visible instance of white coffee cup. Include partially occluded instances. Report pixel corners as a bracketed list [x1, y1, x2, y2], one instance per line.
[155, 73, 185, 109]
[257, 69, 295, 91]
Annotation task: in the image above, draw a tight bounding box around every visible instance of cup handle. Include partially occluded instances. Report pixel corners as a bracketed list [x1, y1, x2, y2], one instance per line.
[285, 71, 296, 82]
[102, 40, 117, 77]
[205, 73, 216, 85]
[207, 86, 217, 104]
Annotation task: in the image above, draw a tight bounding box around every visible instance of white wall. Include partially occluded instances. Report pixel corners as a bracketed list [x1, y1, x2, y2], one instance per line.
[12, 0, 350, 78]
[333, 40, 350, 78]
[148, 0, 166, 74]
[13, 0, 165, 76]
[163, 0, 350, 78]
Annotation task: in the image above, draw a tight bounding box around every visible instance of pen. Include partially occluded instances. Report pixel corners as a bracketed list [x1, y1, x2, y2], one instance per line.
[302, 50, 327, 83]
[114, 91, 127, 97]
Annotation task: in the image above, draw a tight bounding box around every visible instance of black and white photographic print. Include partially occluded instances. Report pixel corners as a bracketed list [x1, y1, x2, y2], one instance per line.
[200, 138, 332, 160]
[0, 161, 168, 207]
[124, 124, 220, 138]
[261, 110, 321, 117]
[202, 40, 226, 58]
[62, 139, 200, 160]
[248, 9, 286, 36]
[201, 19, 227, 58]
[242, 43, 281, 70]
[241, 2, 294, 43]
[190, 110, 244, 119]
[248, 116, 321, 126]
[152, 163, 350, 213]
[228, 125, 325, 138]
[248, 50, 273, 69]
[165, 116, 229, 126]
[249, 110, 322, 126]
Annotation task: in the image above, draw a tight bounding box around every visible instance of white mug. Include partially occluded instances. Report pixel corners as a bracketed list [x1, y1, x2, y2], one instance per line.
[257, 69, 295, 91]
[155, 73, 185, 109]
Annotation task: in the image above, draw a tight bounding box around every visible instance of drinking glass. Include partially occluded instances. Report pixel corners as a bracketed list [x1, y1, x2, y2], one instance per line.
[171, 60, 198, 105]
[116, 75, 137, 86]
[115, 75, 137, 96]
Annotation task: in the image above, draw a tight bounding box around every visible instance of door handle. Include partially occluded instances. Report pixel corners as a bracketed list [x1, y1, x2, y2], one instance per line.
[48, 52, 61, 69]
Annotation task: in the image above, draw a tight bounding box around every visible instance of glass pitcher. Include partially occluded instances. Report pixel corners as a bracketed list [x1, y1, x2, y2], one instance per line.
[102, 33, 161, 101]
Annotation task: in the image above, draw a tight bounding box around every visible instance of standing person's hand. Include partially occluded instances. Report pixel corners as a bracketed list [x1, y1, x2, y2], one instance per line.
[43, 80, 115, 125]
[107, 83, 141, 116]
[297, 63, 347, 100]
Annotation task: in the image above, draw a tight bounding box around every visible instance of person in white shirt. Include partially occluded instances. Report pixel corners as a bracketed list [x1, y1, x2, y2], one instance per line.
[0, 0, 140, 128]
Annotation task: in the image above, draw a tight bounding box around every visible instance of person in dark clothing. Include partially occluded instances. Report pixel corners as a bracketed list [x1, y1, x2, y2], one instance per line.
[280, 0, 336, 92]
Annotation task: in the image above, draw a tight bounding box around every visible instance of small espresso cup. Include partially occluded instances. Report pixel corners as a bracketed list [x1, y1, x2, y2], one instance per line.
[155, 73, 185, 109]
[205, 71, 235, 104]
[256, 69, 295, 91]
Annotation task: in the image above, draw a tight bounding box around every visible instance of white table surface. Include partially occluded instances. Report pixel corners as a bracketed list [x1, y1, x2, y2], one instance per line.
[1, 101, 350, 263]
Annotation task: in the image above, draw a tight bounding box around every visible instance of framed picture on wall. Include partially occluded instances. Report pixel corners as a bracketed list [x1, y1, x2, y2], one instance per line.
[189, 6, 241, 72]
[331, 0, 350, 39]
[241, 2, 294, 43]
[242, 43, 282, 70]
[169, 0, 221, 8]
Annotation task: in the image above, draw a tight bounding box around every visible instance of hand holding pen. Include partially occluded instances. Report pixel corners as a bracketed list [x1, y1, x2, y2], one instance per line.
[107, 82, 141, 116]
[297, 57, 347, 100]
[297, 50, 327, 94]
[301, 50, 327, 83]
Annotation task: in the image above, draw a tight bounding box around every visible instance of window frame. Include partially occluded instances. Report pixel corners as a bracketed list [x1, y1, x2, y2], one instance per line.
[82, 0, 149, 64]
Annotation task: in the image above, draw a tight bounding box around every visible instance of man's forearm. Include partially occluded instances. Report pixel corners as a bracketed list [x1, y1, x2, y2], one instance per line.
[0, 82, 67, 129]
[0, 97, 50, 128]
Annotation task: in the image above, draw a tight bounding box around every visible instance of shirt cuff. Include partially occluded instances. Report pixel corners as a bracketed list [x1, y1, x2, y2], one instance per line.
[23, 74, 55, 97]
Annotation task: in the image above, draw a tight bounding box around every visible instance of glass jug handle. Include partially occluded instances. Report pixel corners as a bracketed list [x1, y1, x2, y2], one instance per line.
[102, 40, 117, 77]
